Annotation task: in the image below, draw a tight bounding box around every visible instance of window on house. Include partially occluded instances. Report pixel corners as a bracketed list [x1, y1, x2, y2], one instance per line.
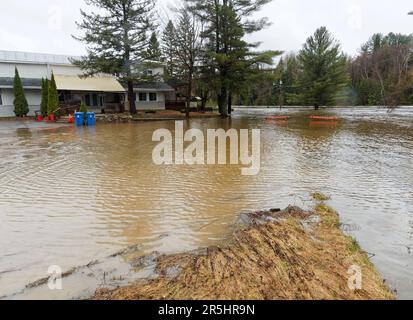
[145, 69, 153, 76]
[149, 93, 157, 101]
[59, 91, 64, 102]
[0, 89, 3, 106]
[92, 93, 98, 106]
[85, 94, 91, 106]
[138, 92, 147, 101]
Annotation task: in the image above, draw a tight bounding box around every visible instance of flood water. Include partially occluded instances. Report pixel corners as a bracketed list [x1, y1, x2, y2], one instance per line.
[0, 107, 412, 299]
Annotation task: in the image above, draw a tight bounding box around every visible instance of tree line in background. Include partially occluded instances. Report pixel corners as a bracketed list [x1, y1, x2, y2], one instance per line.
[15, 0, 413, 117]
[73, 0, 280, 116]
[243, 29, 413, 109]
[73, 0, 413, 114]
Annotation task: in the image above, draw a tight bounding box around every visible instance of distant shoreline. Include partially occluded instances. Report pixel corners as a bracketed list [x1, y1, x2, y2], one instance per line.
[233, 105, 413, 109]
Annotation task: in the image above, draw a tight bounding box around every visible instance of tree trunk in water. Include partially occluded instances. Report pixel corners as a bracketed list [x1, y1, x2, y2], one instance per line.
[219, 86, 228, 117]
[186, 98, 190, 119]
[186, 75, 192, 119]
[201, 91, 208, 112]
[128, 81, 136, 114]
[186, 99, 190, 118]
[228, 92, 232, 116]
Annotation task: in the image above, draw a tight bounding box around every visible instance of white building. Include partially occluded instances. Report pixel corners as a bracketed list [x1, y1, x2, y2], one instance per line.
[0, 50, 174, 117]
[129, 61, 174, 111]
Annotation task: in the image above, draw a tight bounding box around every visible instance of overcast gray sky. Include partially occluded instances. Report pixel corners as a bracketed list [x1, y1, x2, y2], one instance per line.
[0, 0, 412, 58]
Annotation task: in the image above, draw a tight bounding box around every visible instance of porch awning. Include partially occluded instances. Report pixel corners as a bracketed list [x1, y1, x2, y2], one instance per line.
[54, 75, 125, 92]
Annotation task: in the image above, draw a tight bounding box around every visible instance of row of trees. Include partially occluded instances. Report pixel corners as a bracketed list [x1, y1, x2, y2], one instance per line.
[72, 0, 412, 113]
[240, 29, 413, 108]
[72, 0, 279, 116]
[351, 33, 413, 106]
[13, 68, 59, 117]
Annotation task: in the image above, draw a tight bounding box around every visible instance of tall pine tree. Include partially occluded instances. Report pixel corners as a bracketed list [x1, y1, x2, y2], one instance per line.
[187, 0, 276, 116]
[173, 9, 203, 118]
[48, 73, 59, 116]
[13, 68, 29, 117]
[144, 32, 163, 62]
[221, 3, 280, 114]
[162, 20, 179, 79]
[297, 27, 348, 110]
[72, 0, 155, 114]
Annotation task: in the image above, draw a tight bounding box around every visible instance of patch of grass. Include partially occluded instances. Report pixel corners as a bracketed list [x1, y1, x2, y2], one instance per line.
[311, 192, 331, 202]
[94, 205, 395, 300]
[315, 203, 339, 225]
[345, 236, 375, 268]
[347, 237, 361, 254]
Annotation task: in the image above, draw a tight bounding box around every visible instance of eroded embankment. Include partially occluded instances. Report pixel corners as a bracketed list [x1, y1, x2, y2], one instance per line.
[94, 203, 395, 300]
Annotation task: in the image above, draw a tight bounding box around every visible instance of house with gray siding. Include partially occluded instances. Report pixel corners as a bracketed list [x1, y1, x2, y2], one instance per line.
[0, 77, 42, 117]
[0, 50, 174, 117]
[133, 82, 174, 111]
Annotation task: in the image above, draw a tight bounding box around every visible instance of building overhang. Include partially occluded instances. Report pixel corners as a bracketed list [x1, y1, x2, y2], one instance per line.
[55, 75, 125, 93]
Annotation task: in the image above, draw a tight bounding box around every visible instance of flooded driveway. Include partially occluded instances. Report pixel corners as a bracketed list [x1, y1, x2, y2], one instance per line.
[0, 107, 412, 299]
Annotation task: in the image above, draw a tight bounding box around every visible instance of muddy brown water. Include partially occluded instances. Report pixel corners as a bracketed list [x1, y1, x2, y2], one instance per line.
[0, 107, 412, 299]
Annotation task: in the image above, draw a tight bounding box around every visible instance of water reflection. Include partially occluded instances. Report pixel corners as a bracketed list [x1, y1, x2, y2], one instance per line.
[16, 128, 32, 139]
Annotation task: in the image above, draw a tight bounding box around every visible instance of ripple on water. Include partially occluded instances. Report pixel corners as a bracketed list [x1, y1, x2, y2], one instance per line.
[0, 110, 413, 298]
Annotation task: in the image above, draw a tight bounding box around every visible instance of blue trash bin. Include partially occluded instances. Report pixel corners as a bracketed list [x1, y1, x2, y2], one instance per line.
[87, 112, 95, 126]
[74, 112, 84, 126]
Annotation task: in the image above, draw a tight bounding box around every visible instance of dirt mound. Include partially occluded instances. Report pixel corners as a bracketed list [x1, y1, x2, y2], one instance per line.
[94, 205, 394, 300]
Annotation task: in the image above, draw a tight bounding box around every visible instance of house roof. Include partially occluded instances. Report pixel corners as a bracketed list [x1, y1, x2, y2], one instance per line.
[54, 75, 125, 92]
[0, 50, 75, 65]
[0, 77, 42, 89]
[133, 82, 174, 92]
[167, 78, 188, 88]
